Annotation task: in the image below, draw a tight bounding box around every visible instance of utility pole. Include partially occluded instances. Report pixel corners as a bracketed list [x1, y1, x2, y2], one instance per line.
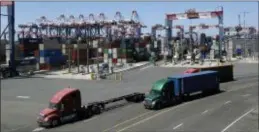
[238, 14, 241, 26]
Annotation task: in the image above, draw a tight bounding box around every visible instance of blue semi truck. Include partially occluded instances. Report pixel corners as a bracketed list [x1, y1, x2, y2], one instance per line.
[144, 71, 220, 110]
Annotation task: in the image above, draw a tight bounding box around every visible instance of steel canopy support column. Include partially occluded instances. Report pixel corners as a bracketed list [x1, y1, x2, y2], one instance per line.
[165, 19, 172, 41]
[151, 27, 156, 40]
[7, 2, 15, 69]
[218, 8, 224, 61]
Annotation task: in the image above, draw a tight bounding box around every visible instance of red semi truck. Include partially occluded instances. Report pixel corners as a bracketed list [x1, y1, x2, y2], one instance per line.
[37, 87, 144, 127]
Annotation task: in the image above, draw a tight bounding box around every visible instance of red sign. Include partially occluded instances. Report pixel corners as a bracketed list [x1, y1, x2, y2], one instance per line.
[0, 0, 13, 6]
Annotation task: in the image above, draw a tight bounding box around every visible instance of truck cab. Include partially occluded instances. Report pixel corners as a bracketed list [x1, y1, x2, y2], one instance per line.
[37, 88, 83, 127]
[144, 79, 177, 110]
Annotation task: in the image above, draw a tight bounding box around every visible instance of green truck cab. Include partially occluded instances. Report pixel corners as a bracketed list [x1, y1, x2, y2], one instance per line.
[143, 78, 181, 110]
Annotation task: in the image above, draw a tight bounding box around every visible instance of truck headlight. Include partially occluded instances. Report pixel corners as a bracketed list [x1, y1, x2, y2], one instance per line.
[152, 101, 156, 106]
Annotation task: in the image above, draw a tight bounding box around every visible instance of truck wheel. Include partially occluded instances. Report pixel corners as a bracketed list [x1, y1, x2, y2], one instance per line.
[92, 106, 101, 115]
[51, 119, 60, 127]
[155, 102, 162, 110]
[125, 97, 132, 102]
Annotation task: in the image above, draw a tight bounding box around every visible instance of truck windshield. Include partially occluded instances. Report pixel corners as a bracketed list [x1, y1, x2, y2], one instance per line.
[49, 102, 60, 110]
[149, 90, 161, 96]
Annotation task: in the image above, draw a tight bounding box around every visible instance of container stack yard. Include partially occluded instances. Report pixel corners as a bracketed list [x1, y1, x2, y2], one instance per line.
[14, 10, 149, 72]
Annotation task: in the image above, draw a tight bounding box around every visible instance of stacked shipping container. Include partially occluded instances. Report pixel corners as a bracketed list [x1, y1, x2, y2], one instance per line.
[120, 38, 134, 64]
[38, 43, 65, 70]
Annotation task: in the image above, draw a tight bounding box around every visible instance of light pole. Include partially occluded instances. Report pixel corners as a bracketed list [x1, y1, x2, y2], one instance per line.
[215, 6, 224, 61]
[241, 11, 249, 58]
[77, 37, 81, 73]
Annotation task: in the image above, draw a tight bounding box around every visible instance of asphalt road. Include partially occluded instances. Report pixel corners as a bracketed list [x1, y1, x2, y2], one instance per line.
[1, 63, 258, 132]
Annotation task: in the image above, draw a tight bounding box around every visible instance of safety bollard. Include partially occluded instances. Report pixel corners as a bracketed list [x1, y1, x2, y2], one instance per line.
[90, 73, 95, 80]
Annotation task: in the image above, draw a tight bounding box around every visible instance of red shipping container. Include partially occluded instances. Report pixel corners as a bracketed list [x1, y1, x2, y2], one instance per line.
[112, 58, 118, 64]
[34, 50, 39, 57]
[39, 64, 51, 70]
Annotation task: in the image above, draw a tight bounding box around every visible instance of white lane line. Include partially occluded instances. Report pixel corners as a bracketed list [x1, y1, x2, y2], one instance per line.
[32, 127, 44, 132]
[103, 111, 153, 132]
[116, 102, 192, 132]
[201, 110, 209, 114]
[6, 125, 30, 132]
[224, 101, 231, 105]
[242, 94, 251, 97]
[173, 123, 183, 130]
[221, 108, 255, 132]
[16, 96, 30, 99]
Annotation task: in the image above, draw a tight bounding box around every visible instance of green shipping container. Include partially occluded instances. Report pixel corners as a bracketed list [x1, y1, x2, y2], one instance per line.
[103, 49, 109, 54]
[121, 48, 133, 54]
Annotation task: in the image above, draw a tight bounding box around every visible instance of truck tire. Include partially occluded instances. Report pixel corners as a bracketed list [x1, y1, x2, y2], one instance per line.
[125, 97, 132, 102]
[155, 102, 162, 110]
[51, 119, 60, 127]
[92, 105, 101, 115]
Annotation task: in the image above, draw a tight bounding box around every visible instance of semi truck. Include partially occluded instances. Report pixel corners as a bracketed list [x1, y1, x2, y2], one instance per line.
[144, 71, 220, 110]
[37, 88, 145, 128]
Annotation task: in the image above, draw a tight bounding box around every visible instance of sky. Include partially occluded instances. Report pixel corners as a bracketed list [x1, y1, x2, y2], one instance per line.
[1, 1, 258, 39]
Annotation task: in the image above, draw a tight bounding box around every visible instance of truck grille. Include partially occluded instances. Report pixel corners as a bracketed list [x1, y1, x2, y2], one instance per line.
[145, 99, 152, 105]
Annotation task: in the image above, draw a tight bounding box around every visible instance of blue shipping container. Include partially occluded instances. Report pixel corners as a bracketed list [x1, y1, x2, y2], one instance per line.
[40, 49, 62, 57]
[168, 71, 219, 95]
[45, 56, 66, 65]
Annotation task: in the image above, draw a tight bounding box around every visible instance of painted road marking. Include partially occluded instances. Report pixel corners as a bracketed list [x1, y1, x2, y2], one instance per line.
[103, 111, 153, 132]
[32, 127, 44, 132]
[116, 102, 192, 132]
[242, 94, 251, 97]
[221, 108, 255, 132]
[16, 96, 30, 99]
[202, 110, 208, 114]
[173, 123, 183, 130]
[224, 101, 231, 105]
[6, 125, 30, 132]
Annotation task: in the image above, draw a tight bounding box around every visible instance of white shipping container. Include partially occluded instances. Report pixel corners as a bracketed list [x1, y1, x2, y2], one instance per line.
[39, 44, 44, 50]
[98, 48, 102, 53]
[108, 58, 112, 63]
[108, 49, 112, 54]
[62, 44, 66, 49]
[112, 48, 117, 53]
[104, 53, 108, 58]
[122, 59, 127, 64]
[62, 49, 66, 55]
[40, 57, 45, 64]
[73, 44, 77, 48]
[154, 41, 158, 48]
[113, 53, 118, 58]
[117, 58, 122, 63]
[93, 40, 98, 48]
[104, 59, 108, 63]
